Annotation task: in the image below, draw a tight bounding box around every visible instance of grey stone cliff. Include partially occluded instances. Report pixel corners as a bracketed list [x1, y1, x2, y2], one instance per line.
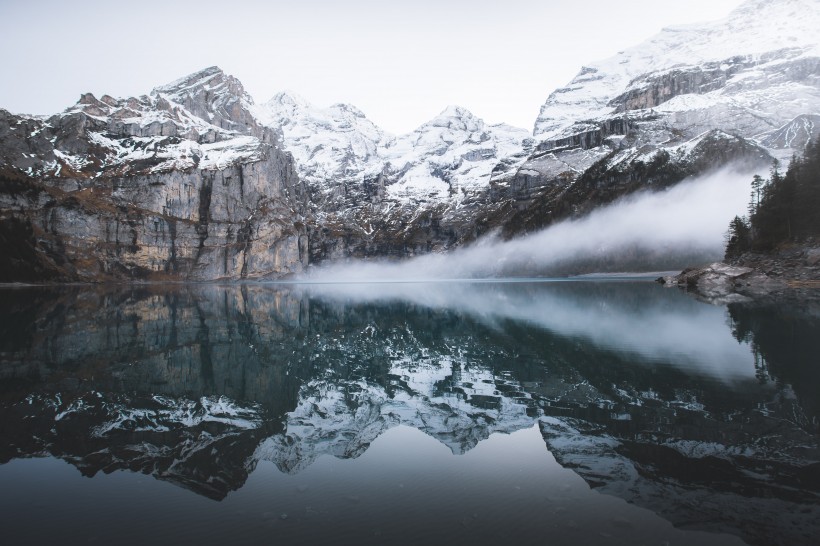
[0, 67, 309, 282]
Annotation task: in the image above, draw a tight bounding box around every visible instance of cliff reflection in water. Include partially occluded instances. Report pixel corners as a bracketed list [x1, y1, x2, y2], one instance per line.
[0, 281, 818, 545]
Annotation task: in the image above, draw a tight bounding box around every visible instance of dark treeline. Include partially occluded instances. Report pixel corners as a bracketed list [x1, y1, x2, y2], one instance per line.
[725, 138, 820, 258]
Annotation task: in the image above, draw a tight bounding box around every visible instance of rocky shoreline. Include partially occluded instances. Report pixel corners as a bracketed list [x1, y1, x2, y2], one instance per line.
[659, 244, 820, 303]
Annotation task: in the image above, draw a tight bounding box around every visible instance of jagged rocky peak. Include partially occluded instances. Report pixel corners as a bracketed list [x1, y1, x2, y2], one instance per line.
[152, 65, 260, 136]
[152, 66, 251, 112]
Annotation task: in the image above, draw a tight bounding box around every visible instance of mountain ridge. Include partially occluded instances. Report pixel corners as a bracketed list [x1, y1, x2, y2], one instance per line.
[1, 0, 818, 280]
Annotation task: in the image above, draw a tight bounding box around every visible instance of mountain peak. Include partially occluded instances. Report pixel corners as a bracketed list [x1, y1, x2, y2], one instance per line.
[417, 105, 483, 133]
[152, 66, 251, 106]
[438, 105, 477, 120]
[267, 90, 311, 109]
[154, 66, 223, 94]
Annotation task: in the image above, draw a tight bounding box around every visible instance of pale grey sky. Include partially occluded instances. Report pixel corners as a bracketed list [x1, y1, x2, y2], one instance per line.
[1, 0, 744, 134]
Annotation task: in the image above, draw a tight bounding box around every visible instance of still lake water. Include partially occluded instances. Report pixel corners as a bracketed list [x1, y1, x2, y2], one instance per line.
[0, 280, 818, 545]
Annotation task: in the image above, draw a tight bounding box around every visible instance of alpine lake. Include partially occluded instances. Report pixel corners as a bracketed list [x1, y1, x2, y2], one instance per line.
[0, 279, 818, 545]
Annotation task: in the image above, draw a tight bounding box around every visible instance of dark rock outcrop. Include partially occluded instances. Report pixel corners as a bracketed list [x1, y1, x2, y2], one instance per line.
[661, 244, 820, 301]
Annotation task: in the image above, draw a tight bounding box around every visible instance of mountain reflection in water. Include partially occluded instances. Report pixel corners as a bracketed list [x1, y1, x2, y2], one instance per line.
[0, 280, 818, 545]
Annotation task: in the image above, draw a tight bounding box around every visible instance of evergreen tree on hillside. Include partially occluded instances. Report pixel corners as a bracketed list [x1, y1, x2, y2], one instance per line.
[725, 138, 820, 257]
[725, 215, 751, 259]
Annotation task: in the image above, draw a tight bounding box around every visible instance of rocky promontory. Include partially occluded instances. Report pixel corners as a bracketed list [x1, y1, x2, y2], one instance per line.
[661, 244, 820, 301]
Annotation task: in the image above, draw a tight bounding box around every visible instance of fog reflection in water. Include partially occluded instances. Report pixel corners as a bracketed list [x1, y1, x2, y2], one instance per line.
[297, 279, 757, 379]
[0, 280, 817, 546]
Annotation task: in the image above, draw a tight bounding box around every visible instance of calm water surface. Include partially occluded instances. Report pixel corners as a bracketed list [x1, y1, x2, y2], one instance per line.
[0, 280, 818, 545]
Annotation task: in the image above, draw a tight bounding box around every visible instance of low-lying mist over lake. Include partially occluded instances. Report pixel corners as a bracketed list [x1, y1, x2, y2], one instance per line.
[308, 167, 753, 280]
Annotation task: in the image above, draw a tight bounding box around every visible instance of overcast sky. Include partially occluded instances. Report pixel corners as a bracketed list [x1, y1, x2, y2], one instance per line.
[1, 0, 744, 134]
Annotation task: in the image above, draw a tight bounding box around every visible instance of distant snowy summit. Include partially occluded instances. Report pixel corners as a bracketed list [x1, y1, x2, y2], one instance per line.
[257, 93, 532, 207]
[256, 0, 820, 259]
[534, 0, 820, 157]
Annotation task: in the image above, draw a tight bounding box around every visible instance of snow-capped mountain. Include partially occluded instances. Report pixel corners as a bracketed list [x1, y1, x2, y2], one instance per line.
[5, 66, 269, 179]
[1, 0, 819, 280]
[257, 94, 532, 206]
[379, 105, 531, 202]
[486, 0, 820, 239]
[253, 95, 533, 262]
[253, 0, 818, 263]
[255, 91, 389, 205]
[535, 0, 820, 158]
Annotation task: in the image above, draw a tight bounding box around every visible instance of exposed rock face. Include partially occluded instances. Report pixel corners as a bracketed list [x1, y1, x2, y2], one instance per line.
[0, 67, 309, 282]
[663, 244, 820, 301]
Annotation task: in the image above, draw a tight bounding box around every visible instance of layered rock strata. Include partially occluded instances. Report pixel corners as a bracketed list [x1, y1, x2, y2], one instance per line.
[0, 67, 309, 282]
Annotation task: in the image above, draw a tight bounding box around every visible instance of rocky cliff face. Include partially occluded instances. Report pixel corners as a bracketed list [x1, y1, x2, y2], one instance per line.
[0, 67, 309, 282]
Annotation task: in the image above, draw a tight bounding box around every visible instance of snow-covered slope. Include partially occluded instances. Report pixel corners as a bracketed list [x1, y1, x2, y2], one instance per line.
[2, 66, 274, 180]
[257, 97, 532, 207]
[534, 0, 820, 158]
[255, 92, 389, 202]
[380, 106, 532, 202]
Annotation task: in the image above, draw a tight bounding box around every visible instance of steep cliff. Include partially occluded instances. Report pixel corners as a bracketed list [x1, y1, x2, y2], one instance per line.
[0, 67, 309, 282]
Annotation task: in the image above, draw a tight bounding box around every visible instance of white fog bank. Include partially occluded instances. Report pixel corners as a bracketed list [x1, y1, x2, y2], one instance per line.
[305, 168, 754, 281]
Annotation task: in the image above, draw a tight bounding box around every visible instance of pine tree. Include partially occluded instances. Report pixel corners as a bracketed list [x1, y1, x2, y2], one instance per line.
[725, 215, 751, 259]
[727, 138, 820, 258]
[749, 174, 764, 217]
